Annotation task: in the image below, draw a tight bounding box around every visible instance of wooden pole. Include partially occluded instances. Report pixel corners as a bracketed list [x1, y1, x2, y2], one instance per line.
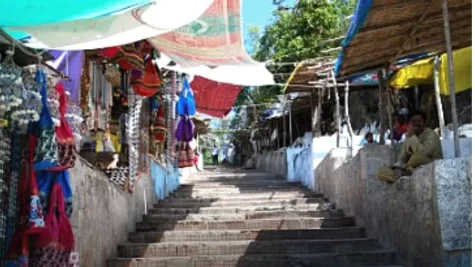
[289, 98, 293, 147]
[433, 56, 446, 138]
[310, 90, 316, 136]
[343, 81, 354, 148]
[441, 0, 460, 157]
[332, 79, 341, 147]
[283, 109, 287, 147]
[414, 85, 420, 109]
[377, 70, 387, 144]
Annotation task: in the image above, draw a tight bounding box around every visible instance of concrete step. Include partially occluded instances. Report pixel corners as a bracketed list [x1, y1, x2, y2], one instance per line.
[118, 238, 381, 258]
[168, 191, 321, 199]
[136, 217, 355, 232]
[109, 250, 398, 267]
[154, 197, 324, 209]
[143, 210, 344, 222]
[149, 203, 325, 215]
[129, 227, 366, 243]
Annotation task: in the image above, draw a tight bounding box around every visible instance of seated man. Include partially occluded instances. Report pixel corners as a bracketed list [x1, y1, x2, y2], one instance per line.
[378, 110, 443, 183]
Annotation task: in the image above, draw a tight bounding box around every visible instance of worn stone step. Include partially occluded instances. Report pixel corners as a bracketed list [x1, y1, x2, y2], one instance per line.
[136, 217, 355, 232]
[109, 250, 398, 267]
[143, 210, 344, 222]
[181, 180, 301, 188]
[154, 197, 324, 209]
[129, 227, 366, 243]
[148, 204, 327, 215]
[118, 238, 381, 258]
[169, 191, 320, 199]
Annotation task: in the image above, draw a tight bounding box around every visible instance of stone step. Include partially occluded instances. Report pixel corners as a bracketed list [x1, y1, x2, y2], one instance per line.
[129, 227, 366, 243]
[154, 197, 324, 209]
[181, 180, 301, 188]
[136, 217, 355, 232]
[169, 191, 320, 199]
[117, 238, 381, 258]
[148, 204, 327, 215]
[143, 210, 344, 222]
[109, 250, 398, 267]
[178, 185, 307, 192]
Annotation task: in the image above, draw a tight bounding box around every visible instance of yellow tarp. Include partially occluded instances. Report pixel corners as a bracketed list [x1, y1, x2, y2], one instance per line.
[390, 46, 472, 95]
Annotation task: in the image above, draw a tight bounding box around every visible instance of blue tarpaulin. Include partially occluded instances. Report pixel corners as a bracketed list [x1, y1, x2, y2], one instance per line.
[334, 0, 374, 76]
[0, 0, 150, 27]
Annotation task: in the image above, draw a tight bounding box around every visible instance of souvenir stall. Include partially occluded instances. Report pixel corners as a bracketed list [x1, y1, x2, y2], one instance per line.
[0, 43, 80, 266]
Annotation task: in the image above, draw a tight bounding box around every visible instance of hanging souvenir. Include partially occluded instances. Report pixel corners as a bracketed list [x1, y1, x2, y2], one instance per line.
[7, 134, 45, 265]
[99, 44, 143, 70]
[47, 83, 76, 171]
[176, 77, 196, 116]
[130, 57, 161, 97]
[36, 170, 73, 218]
[177, 142, 194, 168]
[152, 102, 167, 143]
[33, 70, 60, 171]
[30, 182, 75, 266]
[175, 115, 194, 142]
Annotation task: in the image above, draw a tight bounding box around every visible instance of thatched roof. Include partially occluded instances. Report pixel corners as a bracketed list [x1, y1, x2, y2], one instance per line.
[336, 0, 472, 78]
[283, 57, 335, 93]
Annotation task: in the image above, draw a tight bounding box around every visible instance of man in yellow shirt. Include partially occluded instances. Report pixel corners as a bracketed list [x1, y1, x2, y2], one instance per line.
[378, 110, 443, 183]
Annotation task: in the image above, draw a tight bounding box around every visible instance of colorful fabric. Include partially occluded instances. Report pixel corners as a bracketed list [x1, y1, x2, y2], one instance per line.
[36, 171, 73, 218]
[149, 0, 256, 67]
[175, 116, 194, 142]
[49, 50, 84, 105]
[190, 76, 242, 117]
[131, 58, 161, 97]
[0, 0, 150, 27]
[176, 78, 196, 116]
[390, 46, 472, 95]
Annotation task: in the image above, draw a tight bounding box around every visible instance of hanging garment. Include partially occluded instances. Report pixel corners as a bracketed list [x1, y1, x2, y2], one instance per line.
[33, 71, 60, 171]
[176, 78, 196, 116]
[48, 83, 77, 171]
[131, 57, 161, 97]
[30, 182, 76, 267]
[7, 134, 45, 266]
[175, 116, 194, 142]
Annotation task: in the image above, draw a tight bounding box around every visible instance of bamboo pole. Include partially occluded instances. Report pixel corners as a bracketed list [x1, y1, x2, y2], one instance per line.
[289, 97, 293, 147]
[433, 56, 446, 138]
[377, 70, 386, 144]
[441, 0, 460, 157]
[414, 85, 419, 109]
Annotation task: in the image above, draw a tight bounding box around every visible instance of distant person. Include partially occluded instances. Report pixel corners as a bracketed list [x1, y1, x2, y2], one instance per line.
[392, 114, 408, 142]
[212, 145, 219, 165]
[365, 132, 374, 144]
[194, 151, 201, 172]
[377, 110, 443, 183]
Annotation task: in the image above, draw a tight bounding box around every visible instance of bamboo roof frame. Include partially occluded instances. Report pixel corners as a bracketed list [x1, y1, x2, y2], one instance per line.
[337, 0, 472, 78]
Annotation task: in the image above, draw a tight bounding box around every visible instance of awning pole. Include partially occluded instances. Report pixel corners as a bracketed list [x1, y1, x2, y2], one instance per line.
[343, 81, 354, 149]
[289, 97, 293, 147]
[441, 0, 460, 157]
[330, 71, 341, 147]
[433, 56, 446, 138]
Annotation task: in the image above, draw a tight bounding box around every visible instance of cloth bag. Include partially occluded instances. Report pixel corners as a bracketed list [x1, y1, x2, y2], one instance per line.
[176, 78, 196, 116]
[131, 57, 161, 97]
[177, 142, 194, 168]
[175, 116, 194, 142]
[30, 182, 76, 267]
[100, 44, 143, 70]
[48, 83, 77, 171]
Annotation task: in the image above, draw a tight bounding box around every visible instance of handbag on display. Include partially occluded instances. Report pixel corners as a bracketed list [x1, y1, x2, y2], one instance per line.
[175, 116, 194, 142]
[131, 57, 161, 97]
[100, 44, 143, 70]
[177, 142, 194, 168]
[176, 78, 196, 116]
[30, 182, 76, 267]
[48, 83, 77, 171]
[33, 71, 60, 171]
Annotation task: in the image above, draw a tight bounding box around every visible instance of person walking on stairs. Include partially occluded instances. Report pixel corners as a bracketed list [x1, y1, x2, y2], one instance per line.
[212, 145, 219, 165]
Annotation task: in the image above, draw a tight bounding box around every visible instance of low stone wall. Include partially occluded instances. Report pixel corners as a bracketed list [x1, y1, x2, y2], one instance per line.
[255, 148, 287, 178]
[315, 145, 471, 267]
[69, 157, 158, 267]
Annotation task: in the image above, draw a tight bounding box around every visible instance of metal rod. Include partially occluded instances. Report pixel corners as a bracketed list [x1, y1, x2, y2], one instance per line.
[441, 0, 460, 157]
[433, 56, 446, 138]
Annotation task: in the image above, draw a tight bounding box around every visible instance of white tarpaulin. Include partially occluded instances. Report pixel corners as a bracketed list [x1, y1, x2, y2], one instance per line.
[11, 0, 213, 50]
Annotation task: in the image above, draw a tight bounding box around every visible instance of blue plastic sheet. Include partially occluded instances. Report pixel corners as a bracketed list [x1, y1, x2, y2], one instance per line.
[0, 0, 150, 27]
[334, 0, 374, 76]
[150, 158, 180, 200]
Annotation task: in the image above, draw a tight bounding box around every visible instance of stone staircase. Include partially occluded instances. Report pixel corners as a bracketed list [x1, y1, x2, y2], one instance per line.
[109, 169, 402, 267]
